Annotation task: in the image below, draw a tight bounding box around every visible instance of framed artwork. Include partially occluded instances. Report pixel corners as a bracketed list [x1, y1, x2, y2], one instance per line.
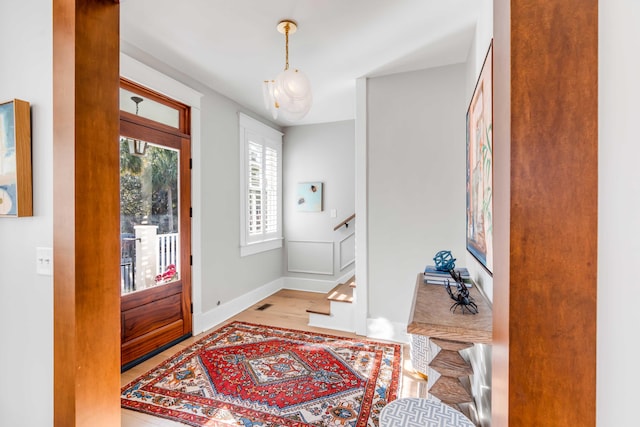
[296, 182, 323, 212]
[0, 99, 32, 217]
[466, 42, 493, 274]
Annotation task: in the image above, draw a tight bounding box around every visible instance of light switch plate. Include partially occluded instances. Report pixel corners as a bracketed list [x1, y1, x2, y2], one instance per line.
[36, 247, 53, 276]
[330, 209, 337, 218]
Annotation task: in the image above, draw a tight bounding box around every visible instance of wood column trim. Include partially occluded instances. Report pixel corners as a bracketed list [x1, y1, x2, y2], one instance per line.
[53, 0, 120, 425]
[493, 1, 598, 426]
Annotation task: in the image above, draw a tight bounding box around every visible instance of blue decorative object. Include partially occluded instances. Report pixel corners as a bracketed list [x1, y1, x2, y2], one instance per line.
[433, 250, 456, 271]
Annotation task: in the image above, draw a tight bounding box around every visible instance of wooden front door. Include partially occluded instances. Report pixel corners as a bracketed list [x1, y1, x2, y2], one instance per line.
[119, 81, 192, 369]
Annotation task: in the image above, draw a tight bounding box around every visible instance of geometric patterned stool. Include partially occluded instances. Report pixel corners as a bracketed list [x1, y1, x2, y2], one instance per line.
[379, 397, 475, 427]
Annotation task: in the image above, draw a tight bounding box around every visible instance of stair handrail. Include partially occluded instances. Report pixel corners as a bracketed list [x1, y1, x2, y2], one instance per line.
[333, 213, 356, 231]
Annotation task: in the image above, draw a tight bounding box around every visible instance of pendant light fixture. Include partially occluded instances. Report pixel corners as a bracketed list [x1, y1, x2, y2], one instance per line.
[128, 96, 148, 156]
[263, 20, 312, 121]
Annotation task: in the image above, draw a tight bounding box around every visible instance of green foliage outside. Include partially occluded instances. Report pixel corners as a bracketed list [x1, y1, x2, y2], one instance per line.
[120, 139, 178, 235]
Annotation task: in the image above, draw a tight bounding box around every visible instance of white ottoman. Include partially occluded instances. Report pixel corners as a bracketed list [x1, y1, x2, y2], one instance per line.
[379, 397, 474, 427]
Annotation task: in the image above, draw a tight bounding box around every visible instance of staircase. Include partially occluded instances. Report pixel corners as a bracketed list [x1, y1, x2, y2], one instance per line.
[306, 275, 356, 332]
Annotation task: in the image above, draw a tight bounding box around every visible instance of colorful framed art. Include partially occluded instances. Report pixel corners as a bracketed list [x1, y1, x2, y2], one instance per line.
[466, 42, 493, 274]
[0, 99, 32, 217]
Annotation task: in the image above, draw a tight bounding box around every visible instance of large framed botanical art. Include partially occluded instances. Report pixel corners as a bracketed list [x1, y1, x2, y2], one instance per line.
[466, 42, 493, 274]
[0, 99, 32, 217]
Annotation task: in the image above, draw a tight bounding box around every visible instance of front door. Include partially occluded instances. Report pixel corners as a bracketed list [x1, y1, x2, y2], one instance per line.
[119, 81, 192, 369]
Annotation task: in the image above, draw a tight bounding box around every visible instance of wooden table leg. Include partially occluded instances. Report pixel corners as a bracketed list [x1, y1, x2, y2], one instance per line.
[428, 338, 474, 406]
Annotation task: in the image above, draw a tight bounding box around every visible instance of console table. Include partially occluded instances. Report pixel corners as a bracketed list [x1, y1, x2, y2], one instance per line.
[407, 273, 492, 420]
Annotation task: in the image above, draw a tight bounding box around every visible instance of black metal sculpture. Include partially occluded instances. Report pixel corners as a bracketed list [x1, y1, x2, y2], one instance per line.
[445, 269, 478, 314]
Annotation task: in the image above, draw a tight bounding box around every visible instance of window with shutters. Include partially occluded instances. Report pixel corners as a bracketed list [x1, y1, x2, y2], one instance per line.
[239, 113, 283, 256]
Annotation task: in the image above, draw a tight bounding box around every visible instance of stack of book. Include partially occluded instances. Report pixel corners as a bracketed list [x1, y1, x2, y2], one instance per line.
[423, 265, 472, 287]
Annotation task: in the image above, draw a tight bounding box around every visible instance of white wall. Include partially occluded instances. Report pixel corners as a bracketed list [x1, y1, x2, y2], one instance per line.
[466, 0, 495, 105]
[367, 63, 467, 329]
[465, 0, 495, 302]
[364, 4, 493, 418]
[463, 4, 494, 424]
[283, 121, 355, 289]
[0, 1, 53, 425]
[198, 90, 284, 313]
[598, 0, 639, 424]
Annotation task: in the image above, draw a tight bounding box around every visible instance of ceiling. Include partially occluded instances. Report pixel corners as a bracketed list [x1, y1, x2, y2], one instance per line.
[120, 0, 481, 126]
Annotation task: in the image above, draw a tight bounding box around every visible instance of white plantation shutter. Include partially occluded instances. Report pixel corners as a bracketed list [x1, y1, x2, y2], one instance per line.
[264, 146, 278, 234]
[248, 141, 263, 237]
[239, 113, 282, 256]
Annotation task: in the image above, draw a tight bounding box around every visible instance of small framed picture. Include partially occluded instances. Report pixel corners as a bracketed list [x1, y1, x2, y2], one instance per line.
[296, 182, 323, 212]
[0, 99, 32, 217]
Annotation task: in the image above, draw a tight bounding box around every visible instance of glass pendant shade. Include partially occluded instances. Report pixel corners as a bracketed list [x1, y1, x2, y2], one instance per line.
[263, 20, 312, 121]
[279, 69, 311, 100]
[263, 69, 312, 121]
[263, 80, 278, 119]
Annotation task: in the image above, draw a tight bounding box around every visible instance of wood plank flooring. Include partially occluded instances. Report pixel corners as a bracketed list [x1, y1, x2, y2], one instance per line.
[121, 289, 429, 426]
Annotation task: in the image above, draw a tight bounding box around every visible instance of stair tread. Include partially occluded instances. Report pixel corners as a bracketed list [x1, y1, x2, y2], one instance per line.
[306, 276, 356, 318]
[327, 282, 354, 303]
[306, 299, 331, 315]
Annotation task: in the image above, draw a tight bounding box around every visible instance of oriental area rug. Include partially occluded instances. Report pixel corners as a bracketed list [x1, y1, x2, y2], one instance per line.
[121, 321, 402, 426]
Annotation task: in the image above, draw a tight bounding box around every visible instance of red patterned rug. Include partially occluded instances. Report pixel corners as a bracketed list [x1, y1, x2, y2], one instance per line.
[121, 321, 402, 426]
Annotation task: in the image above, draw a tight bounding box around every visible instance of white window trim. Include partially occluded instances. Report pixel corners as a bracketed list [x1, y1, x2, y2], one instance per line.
[239, 113, 283, 257]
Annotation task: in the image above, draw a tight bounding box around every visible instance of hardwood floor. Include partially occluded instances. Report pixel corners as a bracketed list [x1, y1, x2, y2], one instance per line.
[121, 289, 429, 426]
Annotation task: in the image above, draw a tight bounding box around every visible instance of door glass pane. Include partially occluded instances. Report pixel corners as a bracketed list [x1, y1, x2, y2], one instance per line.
[120, 88, 180, 129]
[120, 137, 180, 295]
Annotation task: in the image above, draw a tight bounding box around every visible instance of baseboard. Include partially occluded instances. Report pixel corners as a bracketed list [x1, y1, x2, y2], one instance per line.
[336, 269, 356, 285]
[282, 269, 356, 293]
[193, 271, 361, 337]
[193, 277, 284, 335]
[282, 276, 335, 293]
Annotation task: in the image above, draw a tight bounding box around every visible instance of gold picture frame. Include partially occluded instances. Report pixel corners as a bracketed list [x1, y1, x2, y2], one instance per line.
[0, 99, 32, 217]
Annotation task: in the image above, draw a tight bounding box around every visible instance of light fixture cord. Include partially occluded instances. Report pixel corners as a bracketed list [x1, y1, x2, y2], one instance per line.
[131, 96, 143, 115]
[284, 23, 290, 70]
